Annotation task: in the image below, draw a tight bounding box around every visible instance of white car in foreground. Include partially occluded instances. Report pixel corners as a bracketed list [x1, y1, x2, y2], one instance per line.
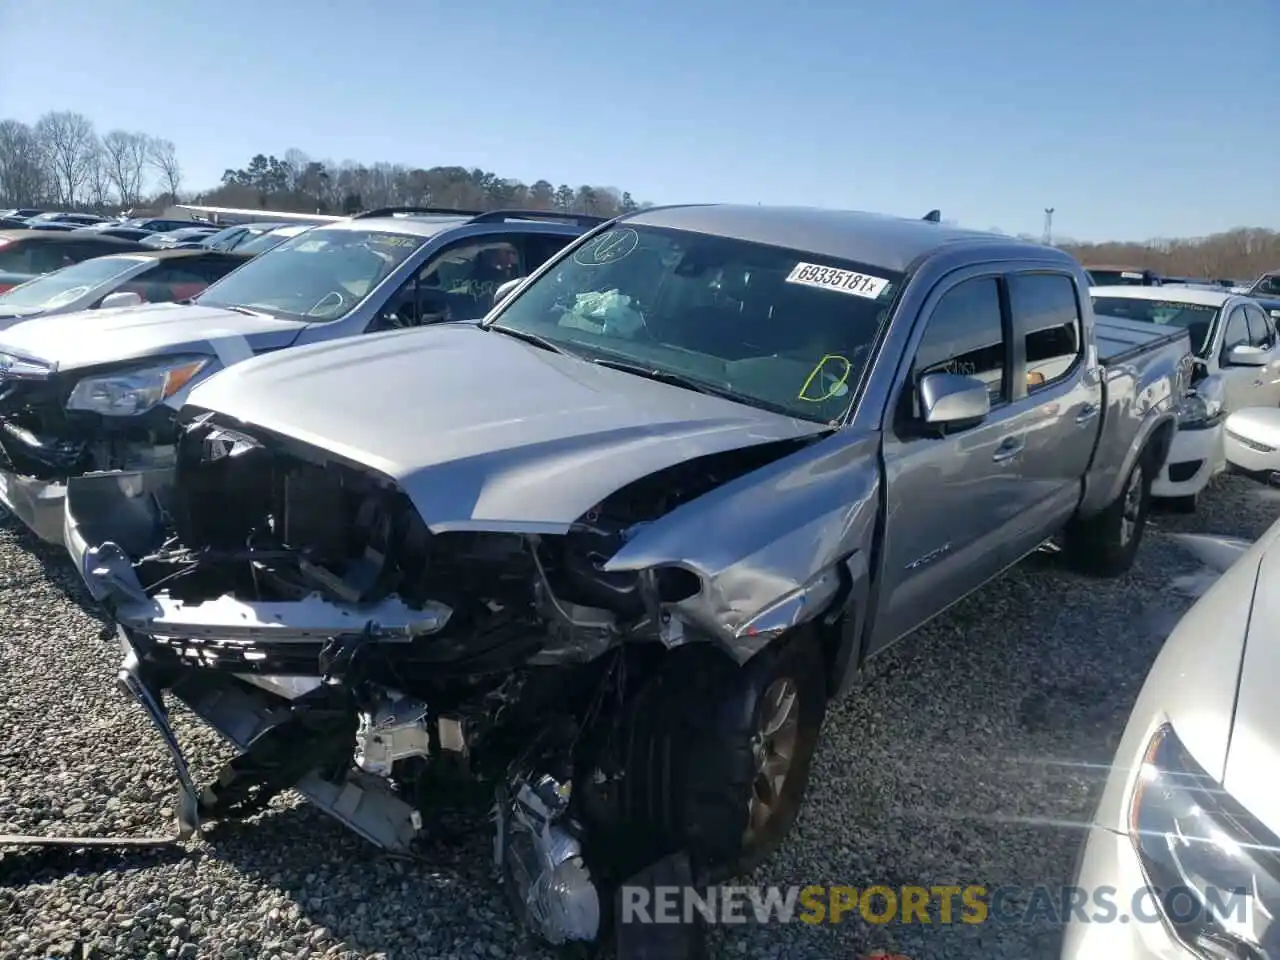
[1090, 285, 1280, 509]
[1062, 519, 1280, 959]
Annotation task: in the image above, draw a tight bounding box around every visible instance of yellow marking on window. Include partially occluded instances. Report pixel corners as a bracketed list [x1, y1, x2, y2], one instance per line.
[798, 354, 852, 402]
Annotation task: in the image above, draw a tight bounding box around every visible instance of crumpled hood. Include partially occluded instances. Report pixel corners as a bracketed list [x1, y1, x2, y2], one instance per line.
[186, 323, 830, 532]
[1221, 535, 1280, 837]
[0, 302, 308, 371]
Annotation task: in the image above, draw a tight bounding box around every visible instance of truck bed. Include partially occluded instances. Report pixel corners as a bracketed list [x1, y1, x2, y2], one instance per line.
[1077, 315, 1190, 519]
[1094, 315, 1191, 365]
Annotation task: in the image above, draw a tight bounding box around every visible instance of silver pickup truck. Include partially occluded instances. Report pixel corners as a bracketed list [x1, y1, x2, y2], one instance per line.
[23, 205, 1193, 953]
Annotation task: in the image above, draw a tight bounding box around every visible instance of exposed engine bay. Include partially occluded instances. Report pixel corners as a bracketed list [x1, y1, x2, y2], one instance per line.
[55, 412, 821, 948]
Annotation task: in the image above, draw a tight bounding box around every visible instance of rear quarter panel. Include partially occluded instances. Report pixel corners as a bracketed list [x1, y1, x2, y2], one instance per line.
[1078, 329, 1186, 516]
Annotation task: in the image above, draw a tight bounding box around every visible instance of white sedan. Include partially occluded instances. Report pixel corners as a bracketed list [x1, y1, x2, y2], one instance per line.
[1061, 519, 1280, 959]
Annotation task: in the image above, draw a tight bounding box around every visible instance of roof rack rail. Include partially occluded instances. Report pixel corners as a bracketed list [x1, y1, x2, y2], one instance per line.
[922, 209, 941, 223]
[467, 209, 608, 228]
[352, 206, 486, 220]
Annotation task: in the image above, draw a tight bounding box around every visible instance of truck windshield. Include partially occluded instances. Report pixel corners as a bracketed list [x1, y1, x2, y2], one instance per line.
[1091, 295, 1220, 355]
[487, 224, 905, 423]
[195, 228, 425, 321]
[0, 255, 141, 309]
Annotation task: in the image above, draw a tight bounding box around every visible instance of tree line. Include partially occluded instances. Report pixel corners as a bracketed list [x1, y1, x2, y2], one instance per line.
[1056, 230, 1277, 283]
[1, 110, 1275, 280]
[212, 150, 646, 219]
[0, 111, 648, 220]
[0, 112, 181, 210]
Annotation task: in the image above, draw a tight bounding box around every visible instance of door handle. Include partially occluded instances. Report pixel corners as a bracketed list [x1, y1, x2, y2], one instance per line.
[1075, 403, 1100, 424]
[992, 437, 1025, 463]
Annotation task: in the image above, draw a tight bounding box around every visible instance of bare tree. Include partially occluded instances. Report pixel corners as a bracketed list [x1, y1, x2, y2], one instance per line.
[84, 144, 114, 208]
[0, 119, 47, 205]
[34, 111, 98, 207]
[283, 148, 311, 193]
[101, 130, 151, 206]
[147, 138, 182, 202]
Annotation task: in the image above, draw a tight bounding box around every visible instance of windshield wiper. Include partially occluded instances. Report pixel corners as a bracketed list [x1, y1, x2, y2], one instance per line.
[216, 304, 279, 319]
[590, 357, 742, 401]
[486, 324, 573, 356]
[589, 356, 808, 418]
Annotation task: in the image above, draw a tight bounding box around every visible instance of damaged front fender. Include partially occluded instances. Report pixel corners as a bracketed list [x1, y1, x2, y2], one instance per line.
[603, 429, 882, 663]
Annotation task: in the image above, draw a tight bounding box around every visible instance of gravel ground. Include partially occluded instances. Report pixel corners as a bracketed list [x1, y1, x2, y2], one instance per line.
[0, 471, 1276, 960]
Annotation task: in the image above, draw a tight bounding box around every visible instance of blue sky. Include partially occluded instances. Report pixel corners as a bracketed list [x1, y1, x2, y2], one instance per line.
[1, 0, 1275, 242]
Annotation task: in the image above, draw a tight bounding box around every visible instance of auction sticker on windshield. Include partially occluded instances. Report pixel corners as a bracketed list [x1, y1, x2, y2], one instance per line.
[574, 228, 639, 266]
[786, 262, 889, 299]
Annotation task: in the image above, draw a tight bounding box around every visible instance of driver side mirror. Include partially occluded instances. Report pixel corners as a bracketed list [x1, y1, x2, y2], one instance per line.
[918, 372, 991, 425]
[98, 291, 143, 310]
[492, 276, 523, 308]
[1225, 343, 1270, 366]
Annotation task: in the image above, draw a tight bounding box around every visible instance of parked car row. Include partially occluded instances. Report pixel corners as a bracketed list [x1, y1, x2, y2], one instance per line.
[0, 207, 306, 258]
[1088, 283, 1280, 510]
[0, 202, 1274, 957]
[1084, 264, 1250, 289]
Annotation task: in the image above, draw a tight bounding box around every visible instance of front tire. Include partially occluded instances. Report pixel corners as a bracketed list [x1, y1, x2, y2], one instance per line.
[1063, 454, 1152, 577]
[608, 631, 828, 884]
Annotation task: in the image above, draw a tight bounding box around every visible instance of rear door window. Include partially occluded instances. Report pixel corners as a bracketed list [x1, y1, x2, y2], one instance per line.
[1007, 272, 1083, 393]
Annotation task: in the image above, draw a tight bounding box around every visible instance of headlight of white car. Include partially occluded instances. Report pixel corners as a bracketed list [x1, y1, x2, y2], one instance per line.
[1176, 374, 1225, 428]
[65, 358, 209, 416]
[1129, 723, 1279, 957]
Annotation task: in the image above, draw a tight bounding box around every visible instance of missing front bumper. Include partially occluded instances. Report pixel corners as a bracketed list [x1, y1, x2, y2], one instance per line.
[0, 627, 425, 854]
[63, 468, 452, 644]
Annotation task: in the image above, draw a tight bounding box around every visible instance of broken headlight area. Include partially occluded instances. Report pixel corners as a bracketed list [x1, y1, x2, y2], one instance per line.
[0, 369, 187, 481]
[62, 413, 807, 947]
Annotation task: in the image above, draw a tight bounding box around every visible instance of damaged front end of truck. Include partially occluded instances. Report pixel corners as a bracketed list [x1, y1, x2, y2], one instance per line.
[34, 404, 873, 949]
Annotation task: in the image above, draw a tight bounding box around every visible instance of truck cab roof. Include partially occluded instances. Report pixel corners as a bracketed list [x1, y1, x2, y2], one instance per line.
[620, 204, 1066, 274]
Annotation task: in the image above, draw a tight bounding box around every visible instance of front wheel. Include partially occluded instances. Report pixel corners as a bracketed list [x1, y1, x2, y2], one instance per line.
[1062, 455, 1152, 577]
[605, 631, 828, 884]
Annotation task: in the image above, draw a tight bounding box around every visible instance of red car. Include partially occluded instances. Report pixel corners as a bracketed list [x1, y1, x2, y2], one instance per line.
[0, 229, 148, 294]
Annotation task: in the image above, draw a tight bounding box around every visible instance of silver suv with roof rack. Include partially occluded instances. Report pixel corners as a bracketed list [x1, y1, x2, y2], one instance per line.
[0, 205, 600, 543]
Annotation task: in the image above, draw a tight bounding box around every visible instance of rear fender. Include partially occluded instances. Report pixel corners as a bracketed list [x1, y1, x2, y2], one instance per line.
[1082, 412, 1176, 518]
[1079, 339, 1183, 518]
